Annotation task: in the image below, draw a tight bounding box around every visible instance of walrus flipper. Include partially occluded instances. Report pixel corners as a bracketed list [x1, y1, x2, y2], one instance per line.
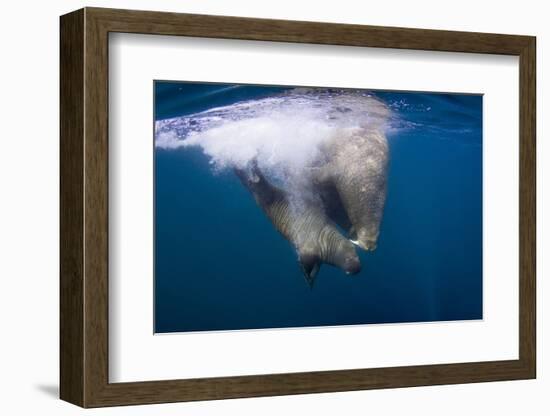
[298, 250, 321, 288]
[316, 181, 352, 233]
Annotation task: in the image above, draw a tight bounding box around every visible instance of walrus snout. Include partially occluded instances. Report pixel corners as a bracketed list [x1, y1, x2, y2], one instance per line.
[350, 229, 379, 252]
[344, 259, 361, 275]
[341, 254, 361, 275]
[354, 239, 377, 252]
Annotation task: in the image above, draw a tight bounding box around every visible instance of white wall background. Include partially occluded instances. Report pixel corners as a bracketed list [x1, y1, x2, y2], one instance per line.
[0, 0, 545, 414]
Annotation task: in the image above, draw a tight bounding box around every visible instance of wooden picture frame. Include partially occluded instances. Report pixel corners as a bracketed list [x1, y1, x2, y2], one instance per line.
[60, 7, 536, 408]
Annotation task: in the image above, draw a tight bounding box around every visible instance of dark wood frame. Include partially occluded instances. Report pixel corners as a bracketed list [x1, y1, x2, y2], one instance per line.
[60, 7, 536, 408]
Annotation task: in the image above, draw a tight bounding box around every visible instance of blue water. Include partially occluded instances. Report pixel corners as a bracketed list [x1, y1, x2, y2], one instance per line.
[154, 82, 482, 333]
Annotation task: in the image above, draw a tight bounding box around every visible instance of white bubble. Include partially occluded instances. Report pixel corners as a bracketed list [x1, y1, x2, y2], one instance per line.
[156, 89, 389, 163]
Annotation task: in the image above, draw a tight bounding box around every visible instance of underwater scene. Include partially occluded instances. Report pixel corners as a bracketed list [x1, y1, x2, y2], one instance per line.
[154, 82, 482, 333]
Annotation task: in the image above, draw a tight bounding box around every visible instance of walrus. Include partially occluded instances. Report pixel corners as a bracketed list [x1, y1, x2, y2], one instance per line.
[312, 128, 389, 252]
[235, 163, 361, 286]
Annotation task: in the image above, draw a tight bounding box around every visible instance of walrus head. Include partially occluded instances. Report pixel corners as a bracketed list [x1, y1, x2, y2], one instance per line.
[350, 227, 379, 251]
[332, 241, 361, 275]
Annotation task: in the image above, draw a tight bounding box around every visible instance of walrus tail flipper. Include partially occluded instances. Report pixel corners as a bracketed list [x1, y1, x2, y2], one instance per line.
[233, 165, 256, 187]
[234, 161, 282, 206]
[298, 250, 321, 288]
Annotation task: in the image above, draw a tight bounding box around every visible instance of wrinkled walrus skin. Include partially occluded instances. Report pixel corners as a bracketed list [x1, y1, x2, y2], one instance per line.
[314, 129, 389, 252]
[235, 164, 361, 286]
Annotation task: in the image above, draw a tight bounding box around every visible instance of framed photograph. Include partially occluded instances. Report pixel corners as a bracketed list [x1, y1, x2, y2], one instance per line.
[60, 7, 536, 408]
